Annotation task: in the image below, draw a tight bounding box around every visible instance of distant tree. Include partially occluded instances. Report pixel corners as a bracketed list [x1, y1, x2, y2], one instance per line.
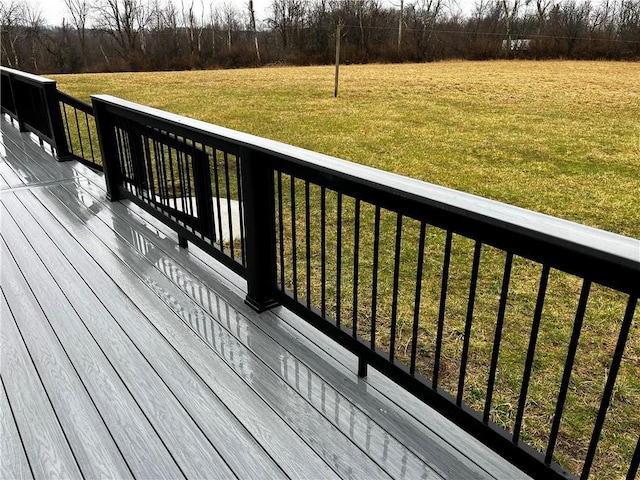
[407, 0, 445, 60]
[248, 0, 261, 62]
[23, 2, 44, 70]
[94, 0, 147, 61]
[501, 0, 521, 56]
[1, 0, 26, 68]
[65, 0, 92, 67]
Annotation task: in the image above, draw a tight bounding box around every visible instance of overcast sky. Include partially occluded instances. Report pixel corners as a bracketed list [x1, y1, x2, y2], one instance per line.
[31, 0, 477, 28]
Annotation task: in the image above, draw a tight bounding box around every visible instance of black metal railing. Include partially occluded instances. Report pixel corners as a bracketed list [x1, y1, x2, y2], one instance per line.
[91, 94, 640, 480]
[92, 96, 247, 276]
[3, 68, 638, 479]
[59, 91, 102, 171]
[0, 66, 70, 159]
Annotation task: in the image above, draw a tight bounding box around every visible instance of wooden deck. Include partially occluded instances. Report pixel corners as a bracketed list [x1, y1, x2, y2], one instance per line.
[0, 118, 529, 480]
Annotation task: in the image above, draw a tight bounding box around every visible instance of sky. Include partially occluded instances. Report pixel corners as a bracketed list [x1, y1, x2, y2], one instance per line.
[31, 0, 477, 28]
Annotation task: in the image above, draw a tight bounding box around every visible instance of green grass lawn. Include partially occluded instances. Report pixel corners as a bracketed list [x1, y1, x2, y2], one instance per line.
[52, 61, 640, 479]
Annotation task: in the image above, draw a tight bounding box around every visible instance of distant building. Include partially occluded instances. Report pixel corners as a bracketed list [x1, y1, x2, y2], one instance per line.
[502, 39, 532, 51]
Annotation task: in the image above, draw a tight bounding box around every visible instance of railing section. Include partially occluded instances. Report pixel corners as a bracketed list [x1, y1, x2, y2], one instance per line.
[92, 94, 639, 480]
[58, 91, 102, 171]
[0, 66, 69, 159]
[92, 95, 247, 277]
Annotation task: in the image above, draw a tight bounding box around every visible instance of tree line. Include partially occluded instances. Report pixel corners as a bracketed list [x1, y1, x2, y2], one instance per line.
[2, 0, 639, 74]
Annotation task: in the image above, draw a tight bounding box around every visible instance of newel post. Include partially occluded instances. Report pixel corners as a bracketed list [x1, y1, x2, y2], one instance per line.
[240, 147, 280, 312]
[91, 96, 124, 202]
[43, 81, 71, 161]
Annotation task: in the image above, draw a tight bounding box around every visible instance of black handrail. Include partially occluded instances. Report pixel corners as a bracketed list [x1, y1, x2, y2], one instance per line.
[0, 66, 70, 160]
[91, 93, 640, 480]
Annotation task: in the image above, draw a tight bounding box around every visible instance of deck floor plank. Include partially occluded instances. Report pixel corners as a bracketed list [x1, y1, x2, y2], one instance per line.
[7, 189, 288, 480]
[0, 170, 10, 189]
[0, 155, 26, 188]
[19, 185, 341, 480]
[0, 285, 82, 479]
[0, 139, 52, 185]
[43, 181, 394, 480]
[0, 233, 134, 479]
[3, 192, 238, 480]
[1, 199, 185, 480]
[0, 310, 34, 480]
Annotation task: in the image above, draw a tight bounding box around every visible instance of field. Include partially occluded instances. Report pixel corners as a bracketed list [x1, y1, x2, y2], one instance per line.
[53, 61, 640, 478]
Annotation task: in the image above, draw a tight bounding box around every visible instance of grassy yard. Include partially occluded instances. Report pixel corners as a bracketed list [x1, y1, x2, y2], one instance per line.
[53, 61, 640, 479]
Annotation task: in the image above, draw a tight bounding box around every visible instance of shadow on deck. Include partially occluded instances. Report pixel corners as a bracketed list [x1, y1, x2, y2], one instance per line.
[0, 119, 527, 479]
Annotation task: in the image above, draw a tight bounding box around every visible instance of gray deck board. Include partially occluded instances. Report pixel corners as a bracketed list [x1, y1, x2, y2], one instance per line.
[5, 189, 287, 480]
[0, 321, 33, 480]
[0, 237, 133, 480]
[0, 170, 10, 189]
[0, 156, 26, 188]
[1, 199, 185, 480]
[19, 185, 340, 480]
[0, 119, 529, 480]
[0, 288, 82, 479]
[2, 193, 238, 480]
[39, 181, 388, 480]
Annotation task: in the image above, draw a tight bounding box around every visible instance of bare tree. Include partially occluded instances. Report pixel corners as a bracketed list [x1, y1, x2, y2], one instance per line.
[0, 0, 26, 67]
[221, 2, 239, 52]
[501, 0, 520, 55]
[65, 0, 92, 66]
[408, 0, 444, 59]
[532, 0, 553, 33]
[182, 0, 199, 56]
[94, 0, 146, 60]
[23, 2, 44, 70]
[248, 0, 261, 61]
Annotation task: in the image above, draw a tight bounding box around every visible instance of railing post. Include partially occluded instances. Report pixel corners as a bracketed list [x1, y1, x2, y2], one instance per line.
[7, 74, 28, 132]
[43, 82, 71, 161]
[240, 147, 279, 312]
[91, 97, 124, 202]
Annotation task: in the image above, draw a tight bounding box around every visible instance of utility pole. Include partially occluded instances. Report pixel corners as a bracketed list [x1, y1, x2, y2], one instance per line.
[334, 22, 341, 98]
[398, 0, 404, 52]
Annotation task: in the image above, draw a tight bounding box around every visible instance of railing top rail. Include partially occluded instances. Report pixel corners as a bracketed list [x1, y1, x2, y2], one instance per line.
[92, 94, 640, 281]
[0, 66, 56, 85]
[59, 90, 93, 112]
